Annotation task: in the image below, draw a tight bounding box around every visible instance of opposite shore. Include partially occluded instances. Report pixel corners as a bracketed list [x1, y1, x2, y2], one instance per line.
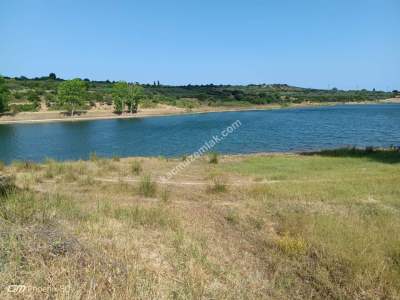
[0, 98, 399, 125]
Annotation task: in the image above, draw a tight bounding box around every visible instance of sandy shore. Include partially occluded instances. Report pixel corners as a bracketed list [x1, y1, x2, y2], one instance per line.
[0, 100, 396, 125]
[0, 103, 290, 124]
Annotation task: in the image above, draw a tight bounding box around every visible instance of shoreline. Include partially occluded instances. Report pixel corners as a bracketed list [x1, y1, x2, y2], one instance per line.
[3, 147, 397, 166]
[0, 99, 398, 125]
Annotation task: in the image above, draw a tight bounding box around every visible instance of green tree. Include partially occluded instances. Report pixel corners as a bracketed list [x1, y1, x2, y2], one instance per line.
[112, 81, 129, 114]
[49, 73, 57, 80]
[127, 84, 145, 113]
[0, 76, 10, 113]
[57, 79, 87, 116]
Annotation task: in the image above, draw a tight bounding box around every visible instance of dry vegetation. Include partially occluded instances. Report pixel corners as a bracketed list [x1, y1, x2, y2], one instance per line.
[0, 149, 400, 299]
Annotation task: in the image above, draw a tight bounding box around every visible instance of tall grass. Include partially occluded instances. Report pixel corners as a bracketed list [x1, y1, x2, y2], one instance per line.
[138, 175, 157, 197]
[207, 177, 227, 193]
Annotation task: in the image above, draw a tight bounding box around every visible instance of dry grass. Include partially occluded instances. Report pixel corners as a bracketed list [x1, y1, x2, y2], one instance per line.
[1, 150, 400, 299]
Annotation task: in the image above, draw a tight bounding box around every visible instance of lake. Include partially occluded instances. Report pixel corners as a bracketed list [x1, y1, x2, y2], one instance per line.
[1, 104, 399, 164]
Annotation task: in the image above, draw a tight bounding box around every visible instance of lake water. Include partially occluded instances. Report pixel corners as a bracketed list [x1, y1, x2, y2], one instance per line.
[0, 104, 399, 163]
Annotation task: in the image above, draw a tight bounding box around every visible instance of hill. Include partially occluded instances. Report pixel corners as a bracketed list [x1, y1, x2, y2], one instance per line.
[2, 74, 395, 113]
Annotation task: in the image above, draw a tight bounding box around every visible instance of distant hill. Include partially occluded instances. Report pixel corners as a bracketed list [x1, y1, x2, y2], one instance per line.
[2, 75, 395, 112]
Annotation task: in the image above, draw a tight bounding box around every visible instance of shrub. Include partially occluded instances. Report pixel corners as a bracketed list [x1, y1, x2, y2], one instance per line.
[208, 152, 219, 164]
[138, 175, 157, 197]
[9, 103, 38, 112]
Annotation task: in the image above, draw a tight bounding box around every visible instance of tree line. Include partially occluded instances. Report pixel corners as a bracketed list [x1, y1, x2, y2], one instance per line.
[1, 73, 397, 114]
[0, 76, 145, 116]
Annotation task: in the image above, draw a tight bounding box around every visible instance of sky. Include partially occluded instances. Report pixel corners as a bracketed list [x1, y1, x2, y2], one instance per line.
[1, 0, 399, 90]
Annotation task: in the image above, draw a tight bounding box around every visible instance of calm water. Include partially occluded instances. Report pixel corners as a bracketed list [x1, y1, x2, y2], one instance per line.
[0, 104, 399, 164]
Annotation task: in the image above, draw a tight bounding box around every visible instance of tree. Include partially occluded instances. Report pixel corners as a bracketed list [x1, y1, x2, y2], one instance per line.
[49, 73, 57, 80]
[57, 79, 87, 116]
[127, 84, 145, 113]
[112, 81, 129, 114]
[0, 76, 10, 113]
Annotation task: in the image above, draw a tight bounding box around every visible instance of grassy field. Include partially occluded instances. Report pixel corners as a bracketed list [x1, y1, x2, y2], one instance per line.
[0, 149, 399, 299]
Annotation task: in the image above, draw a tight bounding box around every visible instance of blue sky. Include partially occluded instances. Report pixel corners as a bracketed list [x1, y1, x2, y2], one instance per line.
[1, 0, 399, 90]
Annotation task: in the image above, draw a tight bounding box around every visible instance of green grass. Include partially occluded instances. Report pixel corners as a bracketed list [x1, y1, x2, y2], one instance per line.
[223, 150, 399, 181]
[220, 150, 400, 298]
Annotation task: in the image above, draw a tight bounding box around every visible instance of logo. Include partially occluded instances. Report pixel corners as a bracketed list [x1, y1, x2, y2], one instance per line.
[7, 285, 26, 294]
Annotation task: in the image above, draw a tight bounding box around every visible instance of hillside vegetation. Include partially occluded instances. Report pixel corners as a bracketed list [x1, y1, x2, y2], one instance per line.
[1, 148, 399, 298]
[2, 74, 395, 113]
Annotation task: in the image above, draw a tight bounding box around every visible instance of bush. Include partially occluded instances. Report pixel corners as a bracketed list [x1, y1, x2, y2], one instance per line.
[9, 103, 38, 112]
[208, 152, 219, 164]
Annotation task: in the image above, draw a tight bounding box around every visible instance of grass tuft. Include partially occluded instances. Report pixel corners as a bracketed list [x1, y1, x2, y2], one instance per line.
[207, 177, 227, 193]
[138, 175, 157, 197]
[131, 160, 142, 175]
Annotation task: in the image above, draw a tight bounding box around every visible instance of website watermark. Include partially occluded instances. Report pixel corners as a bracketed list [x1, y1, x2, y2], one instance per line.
[6, 284, 71, 295]
[159, 119, 242, 182]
